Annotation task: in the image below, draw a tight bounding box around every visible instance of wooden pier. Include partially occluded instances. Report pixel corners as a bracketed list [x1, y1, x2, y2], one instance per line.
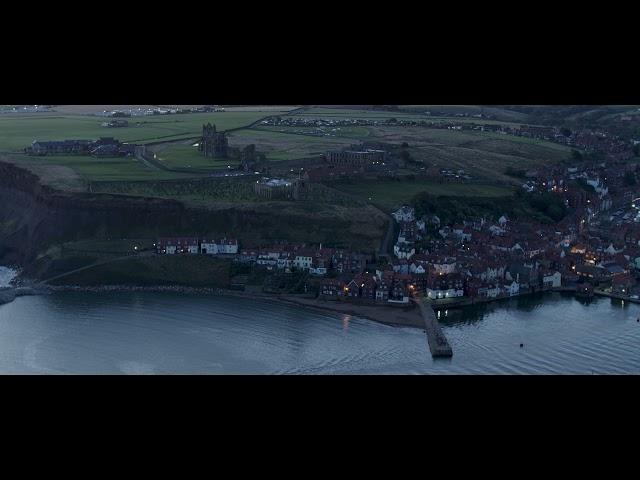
[413, 297, 453, 358]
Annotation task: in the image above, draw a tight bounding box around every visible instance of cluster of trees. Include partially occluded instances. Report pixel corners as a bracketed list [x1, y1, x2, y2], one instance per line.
[411, 190, 568, 225]
[624, 171, 637, 186]
[504, 166, 527, 179]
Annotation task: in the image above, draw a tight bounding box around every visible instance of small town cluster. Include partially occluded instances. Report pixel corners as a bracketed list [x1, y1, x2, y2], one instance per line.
[94, 106, 225, 117]
[156, 146, 640, 305]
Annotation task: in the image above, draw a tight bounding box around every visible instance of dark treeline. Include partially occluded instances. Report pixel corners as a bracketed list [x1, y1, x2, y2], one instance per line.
[411, 190, 568, 225]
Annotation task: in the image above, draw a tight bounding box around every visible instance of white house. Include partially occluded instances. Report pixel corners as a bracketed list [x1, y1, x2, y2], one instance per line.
[217, 238, 239, 254]
[201, 238, 239, 255]
[426, 286, 464, 300]
[431, 258, 457, 275]
[394, 241, 415, 260]
[542, 271, 562, 289]
[157, 237, 199, 255]
[293, 252, 314, 270]
[486, 284, 502, 298]
[409, 262, 427, 275]
[392, 206, 415, 223]
[309, 262, 328, 276]
[277, 254, 293, 271]
[604, 243, 623, 256]
[489, 225, 506, 236]
[503, 280, 520, 296]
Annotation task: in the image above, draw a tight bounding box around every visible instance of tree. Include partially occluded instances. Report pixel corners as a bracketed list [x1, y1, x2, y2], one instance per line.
[561, 127, 572, 137]
[401, 142, 409, 149]
[624, 171, 637, 186]
[504, 166, 526, 178]
[571, 149, 583, 161]
[634, 144, 640, 157]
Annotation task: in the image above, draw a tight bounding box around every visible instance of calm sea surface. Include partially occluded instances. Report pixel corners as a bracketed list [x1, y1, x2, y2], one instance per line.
[1, 279, 639, 374]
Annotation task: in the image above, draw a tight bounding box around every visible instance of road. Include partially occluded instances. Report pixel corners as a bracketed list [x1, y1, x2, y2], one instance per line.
[378, 210, 396, 257]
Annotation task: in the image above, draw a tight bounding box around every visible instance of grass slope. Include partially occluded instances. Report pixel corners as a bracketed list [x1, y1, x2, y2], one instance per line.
[333, 178, 513, 211]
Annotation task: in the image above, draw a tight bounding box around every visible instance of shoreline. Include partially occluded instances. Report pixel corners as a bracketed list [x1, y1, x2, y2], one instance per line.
[7, 281, 637, 328]
[26, 283, 426, 329]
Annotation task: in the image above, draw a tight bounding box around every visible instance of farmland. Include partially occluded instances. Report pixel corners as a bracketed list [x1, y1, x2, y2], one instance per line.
[0, 105, 576, 199]
[226, 128, 355, 160]
[0, 108, 292, 186]
[2, 153, 197, 187]
[293, 106, 534, 127]
[150, 142, 241, 170]
[332, 178, 514, 211]
[0, 110, 290, 152]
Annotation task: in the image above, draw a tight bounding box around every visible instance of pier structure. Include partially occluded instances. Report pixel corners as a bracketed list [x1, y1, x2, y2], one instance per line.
[413, 296, 453, 357]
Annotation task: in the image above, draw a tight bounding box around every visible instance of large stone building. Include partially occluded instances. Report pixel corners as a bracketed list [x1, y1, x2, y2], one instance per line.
[199, 123, 228, 158]
[254, 178, 306, 200]
[28, 137, 134, 157]
[326, 148, 387, 168]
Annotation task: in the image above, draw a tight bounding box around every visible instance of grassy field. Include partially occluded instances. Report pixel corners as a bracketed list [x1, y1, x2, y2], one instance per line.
[362, 126, 572, 183]
[0, 110, 289, 152]
[292, 107, 532, 127]
[89, 177, 262, 206]
[59, 239, 156, 255]
[151, 143, 241, 170]
[0, 106, 575, 194]
[3, 154, 198, 184]
[226, 128, 355, 160]
[42, 253, 232, 288]
[0, 109, 292, 185]
[255, 125, 372, 139]
[333, 178, 514, 211]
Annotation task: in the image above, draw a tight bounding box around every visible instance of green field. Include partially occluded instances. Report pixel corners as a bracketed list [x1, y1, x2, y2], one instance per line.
[256, 125, 372, 139]
[291, 107, 532, 127]
[0, 109, 292, 185]
[226, 128, 355, 160]
[361, 126, 572, 183]
[151, 143, 241, 170]
[333, 178, 514, 211]
[0, 110, 289, 152]
[4, 154, 198, 184]
[0, 106, 576, 196]
[90, 177, 262, 207]
[42, 254, 232, 288]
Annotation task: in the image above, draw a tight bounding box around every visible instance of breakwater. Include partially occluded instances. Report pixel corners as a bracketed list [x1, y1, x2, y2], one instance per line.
[414, 297, 453, 357]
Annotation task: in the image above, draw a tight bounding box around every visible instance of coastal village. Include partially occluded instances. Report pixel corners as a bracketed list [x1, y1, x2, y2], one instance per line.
[150, 125, 640, 308]
[12, 108, 640, 311]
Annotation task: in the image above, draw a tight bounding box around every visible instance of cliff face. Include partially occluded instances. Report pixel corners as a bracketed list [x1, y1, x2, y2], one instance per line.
[0, 162, 187, 265]
[0, 162, 387, 267]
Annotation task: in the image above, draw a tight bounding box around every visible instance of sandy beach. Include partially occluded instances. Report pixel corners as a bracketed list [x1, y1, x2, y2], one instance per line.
[272, 295, 425, 329]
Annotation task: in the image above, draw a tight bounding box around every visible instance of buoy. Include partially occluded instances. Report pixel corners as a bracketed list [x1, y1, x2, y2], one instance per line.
[519, 343, 524, 348]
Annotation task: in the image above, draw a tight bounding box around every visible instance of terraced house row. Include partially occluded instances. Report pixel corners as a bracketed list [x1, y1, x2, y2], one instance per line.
[156, 237, 239, 255]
